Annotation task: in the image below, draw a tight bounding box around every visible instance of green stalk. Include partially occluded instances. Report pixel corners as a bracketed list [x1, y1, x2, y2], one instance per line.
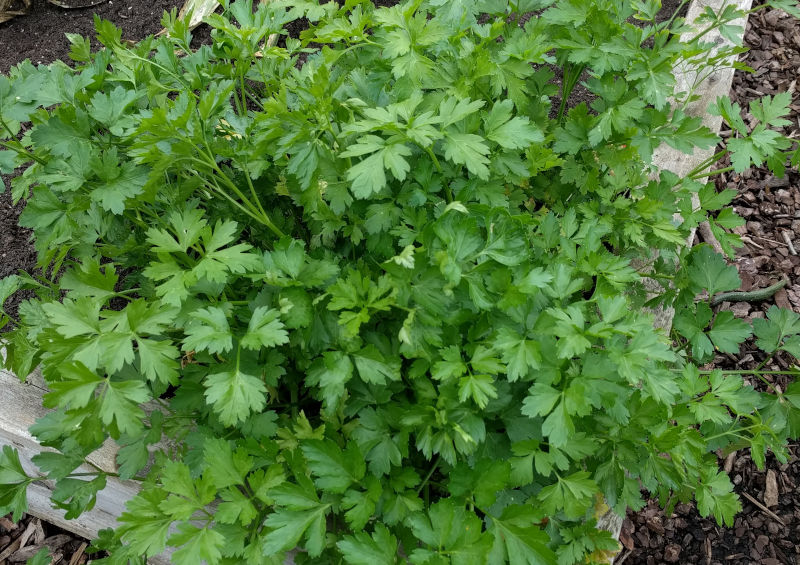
[415, 456, 440, 497]
[557, 63, 586, 122]
[691, 165, 734, 180]
[687, 149, 728, 178]
[0, 140, 46, 165]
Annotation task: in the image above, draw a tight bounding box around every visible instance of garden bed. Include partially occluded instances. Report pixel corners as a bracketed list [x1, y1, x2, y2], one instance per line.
[0, 0, 793, 564]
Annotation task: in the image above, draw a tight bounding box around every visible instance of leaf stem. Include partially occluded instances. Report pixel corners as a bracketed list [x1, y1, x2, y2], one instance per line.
[0, 140, 46, 165]
[415, 456, 440, 496]
[691, 165, 734, 180]
[688, 149, 728, 178]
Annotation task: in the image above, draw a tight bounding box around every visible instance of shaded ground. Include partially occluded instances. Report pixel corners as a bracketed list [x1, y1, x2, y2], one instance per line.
[0, 0, 196, 74]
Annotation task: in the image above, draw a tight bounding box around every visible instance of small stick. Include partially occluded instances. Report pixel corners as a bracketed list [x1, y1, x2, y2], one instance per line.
[741, 491, 786, 526]
[740, 235, 764, 250]
[782, 231, 797, 255]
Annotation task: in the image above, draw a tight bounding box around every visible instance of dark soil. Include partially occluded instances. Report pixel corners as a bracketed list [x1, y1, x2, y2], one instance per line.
[0, 0, 196, 74]
[0, 177, 36, 321]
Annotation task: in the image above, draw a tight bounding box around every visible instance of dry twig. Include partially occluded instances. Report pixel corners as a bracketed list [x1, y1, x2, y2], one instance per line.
[741, 491, 786, 525]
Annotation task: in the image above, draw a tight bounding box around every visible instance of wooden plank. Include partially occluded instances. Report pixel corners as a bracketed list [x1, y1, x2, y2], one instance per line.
[0, 367, 173, 564]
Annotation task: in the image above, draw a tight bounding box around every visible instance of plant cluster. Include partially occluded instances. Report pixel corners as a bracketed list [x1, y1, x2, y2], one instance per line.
[2, 0, 800, 563]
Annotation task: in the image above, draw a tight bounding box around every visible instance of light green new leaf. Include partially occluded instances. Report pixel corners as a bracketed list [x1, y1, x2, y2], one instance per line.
[42, 298, 101, 338]
[137, 338, 180, 385]
[183, 307, 233, 354]
[521, 384, 561, 418]
[204, 369, 267, 426]
[100, 379, 150, 436]
[346, 151, 387, 198]
[241, 307, 289, 350]
[485, 100, 543, 149]
[44, 362, 103, 409]
[458, 374, 498, 409]
[442, 132, 490, 179]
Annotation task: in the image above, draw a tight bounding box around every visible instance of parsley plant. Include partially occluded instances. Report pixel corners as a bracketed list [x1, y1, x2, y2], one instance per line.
[2, 0, 800, 563]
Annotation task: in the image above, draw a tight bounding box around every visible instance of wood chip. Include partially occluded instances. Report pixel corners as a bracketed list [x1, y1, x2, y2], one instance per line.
[0, 517, 16, 531]
[723, 451, 737, 473]
[765, 469, 780, 507]
[67, 542, 87, 565]
[9, 544, 48, 562]
[0, 520, 37, 562]
[781, 230, 797, 255]
[32, 521, 44, 546]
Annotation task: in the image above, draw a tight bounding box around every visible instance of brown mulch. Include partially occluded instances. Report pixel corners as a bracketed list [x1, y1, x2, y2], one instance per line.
[0, 513, 93, 564]
[625, 4, 800, 565]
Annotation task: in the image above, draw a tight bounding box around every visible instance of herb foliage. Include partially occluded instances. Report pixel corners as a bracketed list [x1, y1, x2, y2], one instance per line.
[2, 0, 800, 563]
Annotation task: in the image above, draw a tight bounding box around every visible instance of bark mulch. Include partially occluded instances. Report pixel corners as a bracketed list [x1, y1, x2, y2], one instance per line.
[0, 513, 94, 564]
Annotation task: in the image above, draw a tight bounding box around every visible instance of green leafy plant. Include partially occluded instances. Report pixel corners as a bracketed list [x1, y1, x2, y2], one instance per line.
[1, 0, 800, 563]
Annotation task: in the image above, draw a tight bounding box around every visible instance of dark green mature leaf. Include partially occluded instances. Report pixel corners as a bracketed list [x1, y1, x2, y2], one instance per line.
[407, 499, 493, 564]
[337, 524, 399, 565]
[487, 505, 557, 565]
[302, 439, 365, 493]
[708, 311, 751, 353]
[688, 246, 741, 296]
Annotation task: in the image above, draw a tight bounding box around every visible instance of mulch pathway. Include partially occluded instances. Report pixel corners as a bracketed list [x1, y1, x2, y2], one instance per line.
[2, 1, 800, 564]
